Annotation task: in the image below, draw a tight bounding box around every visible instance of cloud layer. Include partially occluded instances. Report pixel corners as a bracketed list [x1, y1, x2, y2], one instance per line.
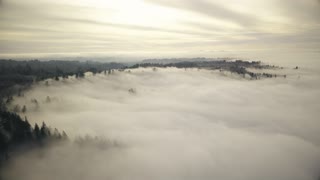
[3, 67, 320, 180]
[0, 0, 319, 59]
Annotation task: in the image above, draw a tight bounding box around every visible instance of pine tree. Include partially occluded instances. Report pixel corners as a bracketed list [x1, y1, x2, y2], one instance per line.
[40, 122, 48, 138]
[24, 117, 32, 139]
[34, 123, 40, 139]
[22, 105, 27, 113]
[46, 96, 51, 103]
[62, 131, 68, 140]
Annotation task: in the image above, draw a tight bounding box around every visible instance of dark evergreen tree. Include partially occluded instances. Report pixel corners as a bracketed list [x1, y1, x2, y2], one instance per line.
[40, 122, 48, 139]
[46, 96, 51, 103]
[22, 105, 27, 113]
[13, 104, 21, 113]
[23, 117, 33, 140]
[34, 123, 40, 140]
[62, 131, 68, 140]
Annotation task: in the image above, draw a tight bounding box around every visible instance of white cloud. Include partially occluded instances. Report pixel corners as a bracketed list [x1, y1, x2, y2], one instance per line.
[0, 0, 319, 59]
[3, 67, 320, 180]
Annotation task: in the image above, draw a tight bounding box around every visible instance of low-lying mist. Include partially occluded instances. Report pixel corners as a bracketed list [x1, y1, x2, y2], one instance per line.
[3, 67, 320, 180]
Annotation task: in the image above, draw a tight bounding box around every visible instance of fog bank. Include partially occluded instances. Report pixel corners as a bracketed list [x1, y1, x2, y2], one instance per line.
[4, 67, 320, 180]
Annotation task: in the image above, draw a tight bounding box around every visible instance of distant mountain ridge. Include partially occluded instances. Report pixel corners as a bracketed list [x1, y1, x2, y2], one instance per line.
[141, 58, 234, 64]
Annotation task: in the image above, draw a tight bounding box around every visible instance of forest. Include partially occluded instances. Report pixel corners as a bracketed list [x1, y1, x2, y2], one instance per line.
[0, 59, 125, 98]
[131, 58, 287, 79]
[0, 59, 125, 168]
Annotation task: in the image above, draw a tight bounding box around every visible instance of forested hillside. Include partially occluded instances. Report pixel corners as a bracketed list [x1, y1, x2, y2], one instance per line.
[0, 59, 125, 167]
[0, 59, 125, 97]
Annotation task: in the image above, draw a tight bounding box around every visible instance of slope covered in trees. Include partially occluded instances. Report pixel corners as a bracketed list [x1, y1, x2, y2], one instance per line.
[0, 111, 67, 164]
[131, 59, 286, 79]
[0, 59, 127, 169]
[0, 59, 126, 97]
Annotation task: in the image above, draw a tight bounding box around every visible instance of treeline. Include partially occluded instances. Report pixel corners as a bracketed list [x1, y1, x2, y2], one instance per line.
[0, 59, 126, 97]
[130, 60, 286, 79]
[0, 110, 68, 165]
[0, 59, 104, 166]
[0, 59, 128, 167]
[74, 135, 122, 150]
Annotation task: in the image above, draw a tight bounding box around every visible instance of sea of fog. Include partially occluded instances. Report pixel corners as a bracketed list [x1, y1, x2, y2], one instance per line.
[3, 64, 320, 180]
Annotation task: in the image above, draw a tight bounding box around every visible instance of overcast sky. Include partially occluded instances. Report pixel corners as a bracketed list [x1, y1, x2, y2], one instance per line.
[0, 0, 319, 59]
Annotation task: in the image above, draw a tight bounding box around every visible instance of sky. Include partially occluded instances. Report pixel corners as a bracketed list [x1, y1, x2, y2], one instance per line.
[0, 0, 320, 60]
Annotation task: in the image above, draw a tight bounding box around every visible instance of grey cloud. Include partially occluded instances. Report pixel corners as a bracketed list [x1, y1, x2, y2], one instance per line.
[273, 0, 320, 23]
[0, 0, 218, 37]
[0, 0, 319, 58]
[145, 0, 260, 27]
[50, 16, 217, 37]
